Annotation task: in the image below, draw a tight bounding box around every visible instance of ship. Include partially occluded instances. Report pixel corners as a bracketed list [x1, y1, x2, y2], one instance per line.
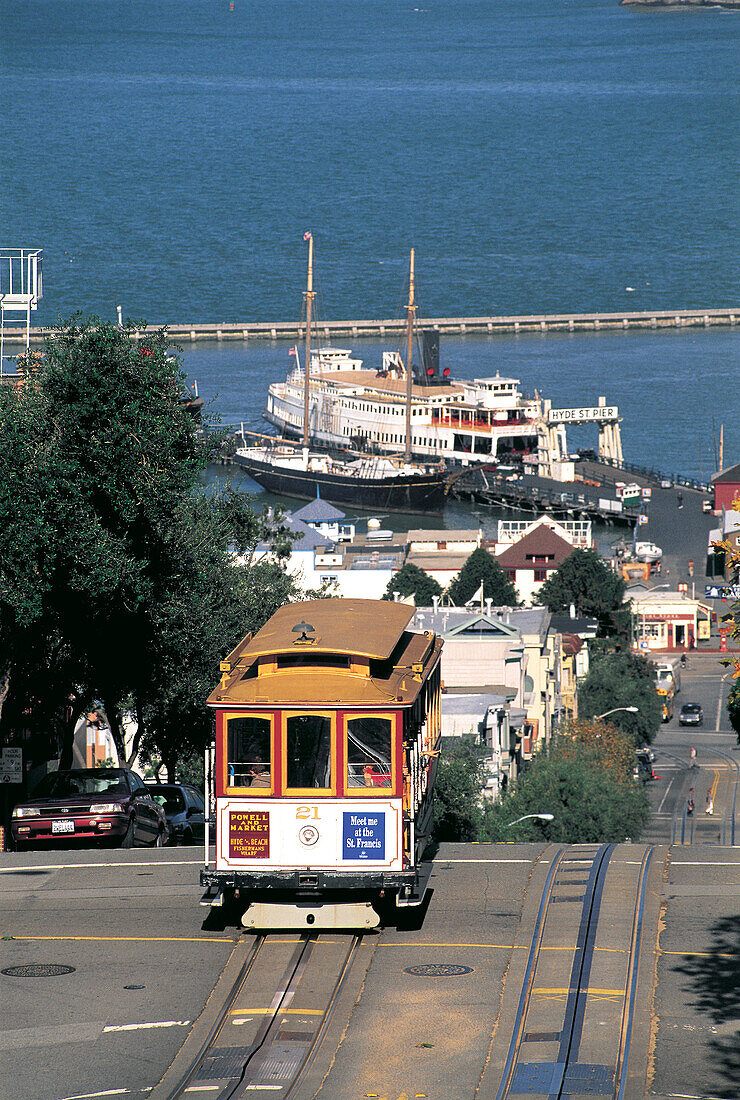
[263, 260, 572, 470]
[233, 439, 446, 514]
[236, 238, 447, 514]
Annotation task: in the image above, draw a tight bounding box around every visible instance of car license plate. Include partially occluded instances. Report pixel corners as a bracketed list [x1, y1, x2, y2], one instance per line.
[52, 819, 75, 834]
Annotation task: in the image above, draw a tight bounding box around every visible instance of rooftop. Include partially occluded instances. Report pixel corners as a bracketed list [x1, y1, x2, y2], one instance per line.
[292, 498, 347, 524]
[208, 599, 442, 708]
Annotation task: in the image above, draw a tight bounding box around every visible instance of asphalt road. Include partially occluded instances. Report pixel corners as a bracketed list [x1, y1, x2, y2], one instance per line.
[0, 658, 737, 1100]
[0, 847, 235, 1100]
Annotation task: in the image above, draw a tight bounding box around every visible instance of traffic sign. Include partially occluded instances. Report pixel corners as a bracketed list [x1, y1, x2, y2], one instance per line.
[1, 748, 22, 784]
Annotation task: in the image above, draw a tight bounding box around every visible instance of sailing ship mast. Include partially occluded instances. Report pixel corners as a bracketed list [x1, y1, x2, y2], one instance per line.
[404, 248, 416, 462]
[302, 232, 315, 447]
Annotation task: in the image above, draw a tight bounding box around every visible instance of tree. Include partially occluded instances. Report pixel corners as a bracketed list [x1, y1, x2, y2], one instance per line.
[481, 730, 649, 844]
[448, 548, 518, 607]
[433, 737, 485, 841]
[537, 548, 625, 629]
[383, 562, 442, 605]
[576, 650, 661, 745]
[0, 318, 297, 778]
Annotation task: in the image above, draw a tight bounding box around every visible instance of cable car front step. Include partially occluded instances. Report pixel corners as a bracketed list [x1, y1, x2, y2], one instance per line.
[241, 900, 380, 931]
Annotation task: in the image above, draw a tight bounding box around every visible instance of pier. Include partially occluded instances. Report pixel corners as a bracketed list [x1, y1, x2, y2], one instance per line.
[0, 306, 737, 345]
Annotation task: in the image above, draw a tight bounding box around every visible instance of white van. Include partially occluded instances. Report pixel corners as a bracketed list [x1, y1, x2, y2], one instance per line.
[656, 660, 681, 695]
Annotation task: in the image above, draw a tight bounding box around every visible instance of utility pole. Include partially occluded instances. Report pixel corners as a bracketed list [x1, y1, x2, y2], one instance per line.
[404, 248, 416, 463]
[302, 233, 315, 447]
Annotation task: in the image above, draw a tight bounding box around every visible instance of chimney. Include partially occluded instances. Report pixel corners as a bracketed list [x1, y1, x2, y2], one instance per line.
[485, 598, 493, 616]
[432, 595, 440, 612]
[570, 603, 576, 619]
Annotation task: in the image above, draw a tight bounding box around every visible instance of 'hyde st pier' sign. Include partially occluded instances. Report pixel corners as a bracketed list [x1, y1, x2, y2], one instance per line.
[548, 405, 619, 424]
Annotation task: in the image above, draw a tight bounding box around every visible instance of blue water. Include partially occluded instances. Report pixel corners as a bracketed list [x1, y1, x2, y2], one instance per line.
[2, 0, 738, 325]
[1, 0, 737, 484]
[185, 326, 737, 482]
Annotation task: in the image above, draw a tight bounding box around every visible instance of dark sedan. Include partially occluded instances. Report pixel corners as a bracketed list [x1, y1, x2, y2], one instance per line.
[148, 783, 206, 846]
[11, 768, 167, 850]
[679, 703, 704, 727]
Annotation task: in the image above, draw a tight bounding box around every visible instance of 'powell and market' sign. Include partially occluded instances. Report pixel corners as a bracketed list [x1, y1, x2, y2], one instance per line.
[548, 406, 619, 424]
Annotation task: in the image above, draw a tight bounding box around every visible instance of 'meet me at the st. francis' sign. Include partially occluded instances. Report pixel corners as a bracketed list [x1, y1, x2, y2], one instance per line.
[548, 406, 619, 423]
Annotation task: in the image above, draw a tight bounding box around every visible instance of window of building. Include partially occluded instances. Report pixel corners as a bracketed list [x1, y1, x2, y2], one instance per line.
[226, 715, 272, 791]
[346, 715, 393, 789]
[534, 569, 548, 582]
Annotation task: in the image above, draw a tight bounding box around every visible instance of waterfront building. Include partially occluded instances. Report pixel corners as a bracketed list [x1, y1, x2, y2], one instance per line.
[629, 589, 712, 651]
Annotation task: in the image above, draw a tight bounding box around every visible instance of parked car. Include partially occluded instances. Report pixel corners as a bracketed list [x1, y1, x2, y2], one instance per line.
[679, 703, 703, 727]
[635, 750, 655, 782]
[11, 768, 167, 850]
[147, 783, 206, 845]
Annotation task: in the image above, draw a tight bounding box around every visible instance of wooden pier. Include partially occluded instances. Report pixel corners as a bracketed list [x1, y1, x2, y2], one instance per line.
[0, 307, 737, 345]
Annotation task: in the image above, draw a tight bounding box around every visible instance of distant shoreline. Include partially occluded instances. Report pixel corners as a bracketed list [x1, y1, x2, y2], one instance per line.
[620, 0, 739, 8]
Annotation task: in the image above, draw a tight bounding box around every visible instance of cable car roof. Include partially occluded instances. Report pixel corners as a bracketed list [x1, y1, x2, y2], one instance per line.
[232, 599, 416, 661]
[209, 599, 441, 708]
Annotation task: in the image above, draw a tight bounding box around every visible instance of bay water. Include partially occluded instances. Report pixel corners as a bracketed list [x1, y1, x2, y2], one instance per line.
[2, 0, 737, 493]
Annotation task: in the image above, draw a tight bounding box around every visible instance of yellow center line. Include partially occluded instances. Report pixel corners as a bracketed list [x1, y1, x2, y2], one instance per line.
[659, 949, 737, 958]
[1, 934, 234, 943]
[533, 987, 625, 996]
[378, 942, 626, 953]
[229, 1008, 325, 1016]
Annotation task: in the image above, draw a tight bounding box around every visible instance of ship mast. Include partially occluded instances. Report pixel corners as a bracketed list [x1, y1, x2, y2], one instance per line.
[404, 248, 416, 462]
[302, 233, 315, 447]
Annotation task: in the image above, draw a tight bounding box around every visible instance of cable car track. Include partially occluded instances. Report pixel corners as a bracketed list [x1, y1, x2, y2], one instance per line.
[162, 932, 362, 1099]
[494, 844, 655, 1099]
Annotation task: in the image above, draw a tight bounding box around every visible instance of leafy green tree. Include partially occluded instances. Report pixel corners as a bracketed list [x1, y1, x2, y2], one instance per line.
[0, 317, 297, 778]
[577, 650, 661, 745]
[383, 562, 442, 605]
[537, 548, 625, 629]
[433, 738, 485, 841]
[728, 683, 740, 741]
[482, 733, 648, 844]
[448, 548, 518, 607]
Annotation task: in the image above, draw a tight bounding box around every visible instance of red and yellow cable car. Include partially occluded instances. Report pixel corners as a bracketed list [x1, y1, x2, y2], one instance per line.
[200, 598, 442, 929]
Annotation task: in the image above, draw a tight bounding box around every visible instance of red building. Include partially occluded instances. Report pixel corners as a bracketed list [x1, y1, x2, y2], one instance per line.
[712, 462, 740, 511]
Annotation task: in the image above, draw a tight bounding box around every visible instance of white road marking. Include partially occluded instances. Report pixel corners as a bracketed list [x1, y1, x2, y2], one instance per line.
[0, 860, 203, 875]
[657, 775, 676, 812]
[184, 1089, 222, 1094]
[670, 860, 740, 866]
[54, 1090, 134, 1100]
[103, 1020, 190, 1033]
[433, 858, 533, 864]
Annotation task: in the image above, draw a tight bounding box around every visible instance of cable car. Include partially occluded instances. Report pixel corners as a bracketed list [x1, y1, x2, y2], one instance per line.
[200, 598, 443, 930]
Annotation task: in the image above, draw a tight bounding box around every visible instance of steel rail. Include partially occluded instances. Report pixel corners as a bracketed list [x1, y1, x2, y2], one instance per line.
[495, 845, 622, 1099]
[615, 846, 655, 1099]
[228, 933, 362, 1098]
[496, 843, 656, 1099]
[280, 933, 363, 1099]
[494, 846, 567, 1099]
[223, 933, 316, 1099]
[161, 933, 265, 1100]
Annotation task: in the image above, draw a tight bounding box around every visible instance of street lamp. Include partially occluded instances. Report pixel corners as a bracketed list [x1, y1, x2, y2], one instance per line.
[595, 706, 638, 719]
[505, 813, 554, 827]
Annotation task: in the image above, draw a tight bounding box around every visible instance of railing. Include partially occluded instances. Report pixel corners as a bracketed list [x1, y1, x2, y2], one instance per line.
[585, 453, 713, 494]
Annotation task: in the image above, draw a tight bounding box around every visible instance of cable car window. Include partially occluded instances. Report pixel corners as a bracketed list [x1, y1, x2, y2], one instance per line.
[286, 714, 332, 790]
[226, 716, 272, 790]
[347, 716, 392, 788]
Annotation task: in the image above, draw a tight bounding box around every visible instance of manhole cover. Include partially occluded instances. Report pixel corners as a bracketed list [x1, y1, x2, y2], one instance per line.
[404, 963, 473, 977]
[2, 964, 76, 978]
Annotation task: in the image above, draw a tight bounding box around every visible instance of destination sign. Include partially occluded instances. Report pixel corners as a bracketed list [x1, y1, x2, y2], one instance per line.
[548, 406, 619, 424]
[229, 809, 270, 859]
